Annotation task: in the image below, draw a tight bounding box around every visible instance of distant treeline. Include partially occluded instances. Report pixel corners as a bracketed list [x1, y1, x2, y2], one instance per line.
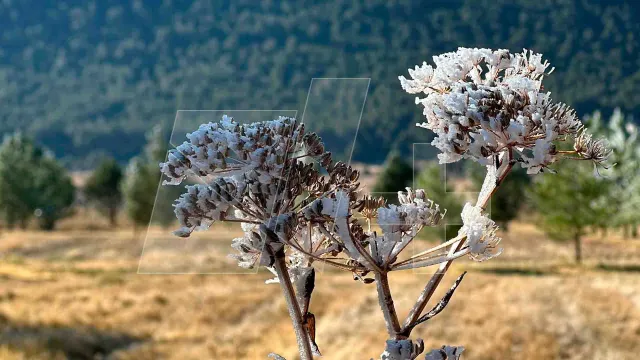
[0, 0, 638, 168]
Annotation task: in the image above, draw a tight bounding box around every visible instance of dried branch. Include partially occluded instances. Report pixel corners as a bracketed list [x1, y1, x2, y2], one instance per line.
[411, 272, 467, 329]
[269, 241, 313, 360]
[294, 267, 315, 315]
[375, 271, 402, 337]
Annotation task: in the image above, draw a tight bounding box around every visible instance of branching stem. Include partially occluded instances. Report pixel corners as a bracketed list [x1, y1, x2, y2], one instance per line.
[400, 150, 514, 337]
[375, 271, 403, 338]
[272, 250, 313, 360]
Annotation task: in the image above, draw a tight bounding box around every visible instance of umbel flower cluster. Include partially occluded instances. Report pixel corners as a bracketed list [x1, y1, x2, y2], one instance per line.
[161, 49, 610, 360]
[399, 48, 610, 173]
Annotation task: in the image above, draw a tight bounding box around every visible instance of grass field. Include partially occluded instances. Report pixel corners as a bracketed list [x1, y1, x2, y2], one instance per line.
[0, 221, 639, 360]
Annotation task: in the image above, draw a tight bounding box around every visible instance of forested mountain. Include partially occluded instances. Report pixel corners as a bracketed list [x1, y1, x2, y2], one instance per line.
[1, 0, 639, 168]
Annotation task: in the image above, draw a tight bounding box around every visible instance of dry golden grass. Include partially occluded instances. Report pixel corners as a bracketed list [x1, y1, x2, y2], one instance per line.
[0, 222, 639, 359]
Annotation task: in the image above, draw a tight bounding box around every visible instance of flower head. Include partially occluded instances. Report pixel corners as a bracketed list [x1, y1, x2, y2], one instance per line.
[574, 127, 613, 168]
[399, 48, 607, 173]
[372, 188, 445, 265]
[459, 203, 502, 261]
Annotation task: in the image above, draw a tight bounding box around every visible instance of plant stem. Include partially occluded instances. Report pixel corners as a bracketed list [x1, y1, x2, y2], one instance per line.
[400, 152, 514, 336]
[375, 271, 403, 338]
[273, 251, 313, 360]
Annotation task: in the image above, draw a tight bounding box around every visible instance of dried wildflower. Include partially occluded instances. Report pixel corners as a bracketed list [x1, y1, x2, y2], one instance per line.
[399, 48, 608, 173]
[574, 127, 613, 167]
[459, 203, 502, 261]
[163, 116, 333, 239]
[354, 195, 387, 220]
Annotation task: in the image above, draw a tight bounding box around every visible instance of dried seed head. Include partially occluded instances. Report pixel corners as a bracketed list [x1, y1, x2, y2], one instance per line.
[574, 127, 613, 168]
[354, 195, 387, 219]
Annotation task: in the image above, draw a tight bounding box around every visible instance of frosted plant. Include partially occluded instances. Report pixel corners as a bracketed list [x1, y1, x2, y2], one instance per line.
[399, 48, 610, 174]
[160, 49, 609, 360]
[391, 47, 610, 359]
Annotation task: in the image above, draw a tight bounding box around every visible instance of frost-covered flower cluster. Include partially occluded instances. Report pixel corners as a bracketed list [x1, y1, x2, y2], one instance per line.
[459, 203, 502, 261]
[399, 48, 608, 173]
[380, 339, 425, 360]
[373, 188, 445, 265]
[162, 116, 329, 237]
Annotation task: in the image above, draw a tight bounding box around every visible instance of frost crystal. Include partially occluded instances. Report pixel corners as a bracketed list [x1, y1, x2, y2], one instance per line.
[399, 48, 590, 173]
[459, 203, 502, 261]
[475, 162, 498, 207]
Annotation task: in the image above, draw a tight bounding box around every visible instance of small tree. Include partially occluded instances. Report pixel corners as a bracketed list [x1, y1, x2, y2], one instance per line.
[122, 157, 157, 234]
[372, 151, 413, 203]
[0, 133, 43, 228]
[33, 157, 75, 231]
[529, 161, 612, 263]
[122, 125, 177, 234]
[85, 158, 123, 227]
[587, 109, 640, 238]
[0, 133, 74, 230]
[467, 162, 531, 231]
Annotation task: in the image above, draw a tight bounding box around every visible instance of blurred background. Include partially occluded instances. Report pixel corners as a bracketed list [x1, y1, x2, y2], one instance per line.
[0, 0, 639, 359]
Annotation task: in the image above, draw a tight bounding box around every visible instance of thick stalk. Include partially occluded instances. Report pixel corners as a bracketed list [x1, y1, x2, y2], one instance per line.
[375, 271, 402, 338]
[273, 251, 313, 360]
[401, 153, 513, 336]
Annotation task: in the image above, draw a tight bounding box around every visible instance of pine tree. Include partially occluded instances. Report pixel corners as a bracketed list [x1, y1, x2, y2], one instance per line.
[122, 125, 178, 234]
[33, 157, 75, 230]
[528, 161, 612, 263]
[0, 133, 43, 228]
[85, 158, 123, 227]
[122, 157, 158, 234]
[587, 109, 640, 238]
[0, 133, 74, 230]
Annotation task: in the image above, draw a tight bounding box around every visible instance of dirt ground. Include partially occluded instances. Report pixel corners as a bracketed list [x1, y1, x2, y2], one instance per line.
[0, 222, 639, 359]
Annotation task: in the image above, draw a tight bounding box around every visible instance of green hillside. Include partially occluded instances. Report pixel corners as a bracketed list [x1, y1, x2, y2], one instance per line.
[0, 0, 638, 168]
